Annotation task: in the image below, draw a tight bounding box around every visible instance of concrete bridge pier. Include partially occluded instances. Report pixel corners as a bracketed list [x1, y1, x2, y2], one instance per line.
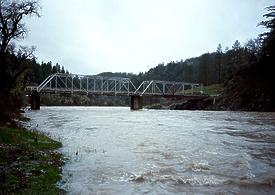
[130, 95, 143, 110]
[31, 90, 40, 110]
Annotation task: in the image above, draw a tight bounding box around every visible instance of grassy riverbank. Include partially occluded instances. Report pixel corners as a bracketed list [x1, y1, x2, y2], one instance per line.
[0, 125, 64, 194]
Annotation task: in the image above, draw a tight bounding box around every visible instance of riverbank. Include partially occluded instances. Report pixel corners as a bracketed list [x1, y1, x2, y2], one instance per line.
[145, 82, 274, 112]
[0, 123, 64, 194]
[145, 84, 225, 111]
[146, 94, 274, 111]
[145, 96, 221, 111]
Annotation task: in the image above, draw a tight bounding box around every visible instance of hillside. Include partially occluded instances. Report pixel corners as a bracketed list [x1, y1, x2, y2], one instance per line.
[6, 6, 273, 112]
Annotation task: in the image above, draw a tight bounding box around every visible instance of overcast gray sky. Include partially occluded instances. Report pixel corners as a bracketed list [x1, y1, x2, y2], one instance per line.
[22, 0, 273, 74]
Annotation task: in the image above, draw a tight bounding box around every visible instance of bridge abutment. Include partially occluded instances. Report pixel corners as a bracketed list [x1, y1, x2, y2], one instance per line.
[130, 95, 143, 110]
[31, 90, 40, 110]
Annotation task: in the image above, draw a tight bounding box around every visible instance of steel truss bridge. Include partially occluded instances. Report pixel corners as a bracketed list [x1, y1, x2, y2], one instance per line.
[26, 73, 204, 96]
[26, 73, 207, 110]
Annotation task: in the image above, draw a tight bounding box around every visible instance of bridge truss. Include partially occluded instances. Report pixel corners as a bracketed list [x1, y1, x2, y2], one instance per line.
[27, 73, 136, 96]
[26, 73, 203, 96]
[135, 80, 202, 96]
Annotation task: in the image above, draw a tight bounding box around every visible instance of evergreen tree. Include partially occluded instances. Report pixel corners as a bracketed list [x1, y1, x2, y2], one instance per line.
[216, 44, 223, 83]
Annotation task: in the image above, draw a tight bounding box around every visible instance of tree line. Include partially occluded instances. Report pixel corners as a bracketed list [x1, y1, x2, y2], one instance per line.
[25, 60, 69, 85]
[0, 0, 274, 116]
[21, 6, 275, 110]
[96, 38, 262, 88]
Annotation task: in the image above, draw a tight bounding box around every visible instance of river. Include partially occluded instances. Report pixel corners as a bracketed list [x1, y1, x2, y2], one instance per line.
[25, 107, 275, 194]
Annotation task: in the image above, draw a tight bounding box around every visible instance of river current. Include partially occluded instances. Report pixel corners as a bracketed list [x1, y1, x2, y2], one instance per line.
[25, 107, 275, 194]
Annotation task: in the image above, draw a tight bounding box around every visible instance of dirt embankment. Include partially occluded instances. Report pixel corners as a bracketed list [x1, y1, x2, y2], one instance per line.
[169, 96, 222, 111]
[168, 91, 274, 111]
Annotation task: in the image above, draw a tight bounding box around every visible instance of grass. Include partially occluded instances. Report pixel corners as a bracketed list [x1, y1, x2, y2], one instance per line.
[202, 84, 224, 95]
[184, 84, 224, 95]
[0, 126, 65, 194]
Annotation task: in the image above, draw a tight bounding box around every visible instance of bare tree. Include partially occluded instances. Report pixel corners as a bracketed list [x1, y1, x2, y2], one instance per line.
[0, 0, 40, 53]
[0, 0, 40, 93]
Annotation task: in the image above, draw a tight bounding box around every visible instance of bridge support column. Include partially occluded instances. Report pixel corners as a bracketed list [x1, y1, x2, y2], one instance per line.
[130, 95, 143, 110]
[31, 90, 40, 110]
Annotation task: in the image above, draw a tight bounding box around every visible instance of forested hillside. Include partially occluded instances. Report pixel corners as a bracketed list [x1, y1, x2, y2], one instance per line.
[24, 12, 274, 110]
[218, 6, 275, 111]
[96, 38, 261, 88]
[86, 5, 275, 111]
[1, 0, 274, 112]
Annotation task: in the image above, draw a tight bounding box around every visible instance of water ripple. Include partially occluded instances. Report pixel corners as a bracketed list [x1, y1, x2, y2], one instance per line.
[25, 107, 275, 194]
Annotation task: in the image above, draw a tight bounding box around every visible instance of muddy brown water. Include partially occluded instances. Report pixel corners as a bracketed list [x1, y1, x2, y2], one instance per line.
[25, 107, 275, 194]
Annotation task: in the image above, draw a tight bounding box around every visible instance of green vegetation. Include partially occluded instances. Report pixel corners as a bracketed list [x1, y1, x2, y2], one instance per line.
[0, 1, 65, 193]
[182, 84, 224, 96]
[0, 126, 64, 194]
[202, 84, 224, 95]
